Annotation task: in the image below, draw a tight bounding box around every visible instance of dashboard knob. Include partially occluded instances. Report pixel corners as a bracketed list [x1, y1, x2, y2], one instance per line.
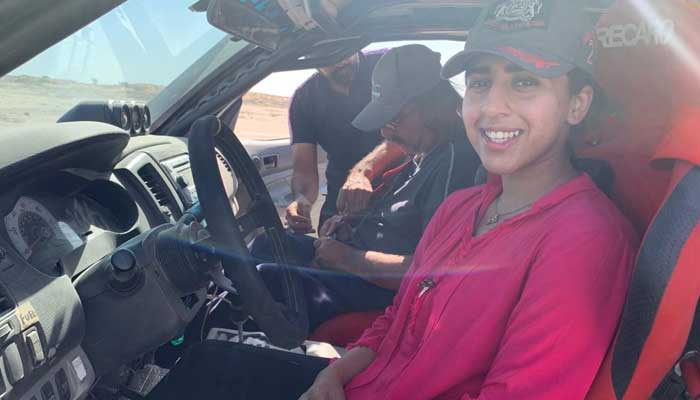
[110, 249, 140, 292]
[111, 249, 136, 272]
[176, 175, 188, 189]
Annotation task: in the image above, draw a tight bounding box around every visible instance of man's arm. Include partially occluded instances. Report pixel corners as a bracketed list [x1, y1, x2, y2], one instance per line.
[286, 143, 318, 233]
[352, 250, 412, 290]
[313, 237, 411, 290]
[336, 141, 406, 214]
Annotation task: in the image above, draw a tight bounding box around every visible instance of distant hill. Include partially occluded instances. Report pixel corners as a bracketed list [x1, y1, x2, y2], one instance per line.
[0, 75, 291, 140]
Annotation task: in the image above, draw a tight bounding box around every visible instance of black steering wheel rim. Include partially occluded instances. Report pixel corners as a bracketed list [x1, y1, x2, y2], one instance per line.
[187, 115, 308, 348]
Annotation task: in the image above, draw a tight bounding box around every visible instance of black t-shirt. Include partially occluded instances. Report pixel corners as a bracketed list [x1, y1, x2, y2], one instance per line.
[289, 51, 384, 214]
[349, 121, 480, 255]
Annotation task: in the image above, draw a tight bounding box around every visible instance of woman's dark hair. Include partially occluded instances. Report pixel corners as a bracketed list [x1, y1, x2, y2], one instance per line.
[412, 80, 463, 135]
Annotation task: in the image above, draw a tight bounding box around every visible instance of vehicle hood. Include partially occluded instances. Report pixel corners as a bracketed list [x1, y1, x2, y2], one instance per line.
[0, 0, 126, 77]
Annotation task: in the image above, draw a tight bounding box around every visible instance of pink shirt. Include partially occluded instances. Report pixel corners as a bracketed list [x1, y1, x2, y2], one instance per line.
[345, 174, 638, 400]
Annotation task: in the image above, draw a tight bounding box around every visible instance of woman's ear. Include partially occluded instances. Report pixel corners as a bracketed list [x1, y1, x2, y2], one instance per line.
[568, 85, 594, 126]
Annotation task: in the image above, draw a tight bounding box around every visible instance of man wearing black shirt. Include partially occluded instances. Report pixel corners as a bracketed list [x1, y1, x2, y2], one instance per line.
[253, 45, 480, 331]
[286, 50, 400, 233]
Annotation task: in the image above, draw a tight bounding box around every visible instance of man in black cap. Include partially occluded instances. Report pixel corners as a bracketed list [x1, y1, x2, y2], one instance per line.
[253, 44, 480, 332]
[285, 51, 406, 234]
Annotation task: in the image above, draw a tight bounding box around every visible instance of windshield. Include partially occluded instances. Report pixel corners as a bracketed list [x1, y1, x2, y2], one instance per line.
[0, 0, 250, 129]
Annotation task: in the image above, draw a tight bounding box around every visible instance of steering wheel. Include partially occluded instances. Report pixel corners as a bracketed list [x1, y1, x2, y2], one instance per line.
[187, 115, 308, 349]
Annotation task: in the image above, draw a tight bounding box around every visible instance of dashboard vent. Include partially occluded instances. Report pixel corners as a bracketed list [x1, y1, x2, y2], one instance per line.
[215, 151, 232, 173]
[0, 286, 14, 316]
[138, 164, 182, 220]
[138, 164, 171, 208]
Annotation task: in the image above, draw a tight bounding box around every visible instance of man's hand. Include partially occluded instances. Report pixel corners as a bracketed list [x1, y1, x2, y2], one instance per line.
[319, 215, 352, 241]
[312, 237, 358, 273]
[336, 172, 374, 215]
[298, 368, 345, 400]
[285, 200, 315, 234]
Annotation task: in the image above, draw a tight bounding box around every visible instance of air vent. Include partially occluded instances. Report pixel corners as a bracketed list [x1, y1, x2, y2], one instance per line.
[0, 287, 14, 316]
[215, 152, 232, 173]
[138, 164, 171, 208]
[137, 164, 182, 221]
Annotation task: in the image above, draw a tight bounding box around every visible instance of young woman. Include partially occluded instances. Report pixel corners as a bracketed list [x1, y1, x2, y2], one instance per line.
[149, 2, 638, 399]
[300, 2, 638, 399]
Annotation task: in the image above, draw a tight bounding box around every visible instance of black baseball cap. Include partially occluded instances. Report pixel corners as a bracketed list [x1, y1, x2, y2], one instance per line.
[442, 0, 596, 79]
[352, 44, 443, 132]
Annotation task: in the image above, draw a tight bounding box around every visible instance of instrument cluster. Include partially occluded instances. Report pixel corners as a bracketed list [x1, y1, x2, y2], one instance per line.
[109, 101, 152, 135]
[2, 176, 138, 277]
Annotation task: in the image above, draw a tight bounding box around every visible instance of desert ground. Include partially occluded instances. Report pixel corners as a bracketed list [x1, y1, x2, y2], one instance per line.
[0, 75, 291, 141]
[0, 75, 330, 227]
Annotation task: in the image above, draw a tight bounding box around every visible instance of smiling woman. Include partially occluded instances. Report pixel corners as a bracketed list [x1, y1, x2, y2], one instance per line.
[146, 2, 639, 400]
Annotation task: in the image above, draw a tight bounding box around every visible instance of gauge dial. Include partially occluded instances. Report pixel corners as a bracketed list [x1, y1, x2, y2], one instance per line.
[120, 107, 131, 130]
[4, 197, 83, 275]
[5, 197, 58, 259]
[131, 105, 142, 133]
[141, 105, 151, 133]
[111, 102, 131, 131]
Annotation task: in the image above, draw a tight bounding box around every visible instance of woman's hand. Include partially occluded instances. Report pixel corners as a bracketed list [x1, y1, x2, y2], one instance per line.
[299, 369, 346, 400]
[301, 347, 376, 400]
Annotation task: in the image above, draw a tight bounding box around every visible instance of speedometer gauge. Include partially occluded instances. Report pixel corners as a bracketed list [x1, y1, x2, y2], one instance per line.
[5, 197, 57, 259]
[4, 197, 83, 275]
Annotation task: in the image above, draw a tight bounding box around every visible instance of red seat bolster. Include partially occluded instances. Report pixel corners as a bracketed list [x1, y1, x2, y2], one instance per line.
[309, 311, 383, 347]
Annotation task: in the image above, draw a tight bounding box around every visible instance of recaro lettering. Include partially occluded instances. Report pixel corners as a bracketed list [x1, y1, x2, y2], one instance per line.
[597, 19, 675, 48]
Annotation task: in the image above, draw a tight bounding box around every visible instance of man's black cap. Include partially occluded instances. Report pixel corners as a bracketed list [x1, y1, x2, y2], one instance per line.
[352, 44, 443, 132]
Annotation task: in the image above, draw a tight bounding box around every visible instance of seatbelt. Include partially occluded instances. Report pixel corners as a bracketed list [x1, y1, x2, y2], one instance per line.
[371, 160, 412, 195]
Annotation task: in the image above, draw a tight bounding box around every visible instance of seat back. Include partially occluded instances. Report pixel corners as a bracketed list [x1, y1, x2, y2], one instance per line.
[583, 1, 700, 398]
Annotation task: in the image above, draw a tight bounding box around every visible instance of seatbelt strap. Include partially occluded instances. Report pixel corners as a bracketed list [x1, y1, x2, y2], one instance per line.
[371, 160, 412, 195]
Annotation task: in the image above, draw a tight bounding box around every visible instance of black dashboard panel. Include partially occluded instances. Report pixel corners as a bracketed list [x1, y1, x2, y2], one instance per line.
[0, 122, 129, 184]
[0, 123, 205, 399]
[0, 123, 131, 400]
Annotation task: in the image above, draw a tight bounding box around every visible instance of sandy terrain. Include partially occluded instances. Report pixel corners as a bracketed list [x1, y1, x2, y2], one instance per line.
[0, 75, 291, 141]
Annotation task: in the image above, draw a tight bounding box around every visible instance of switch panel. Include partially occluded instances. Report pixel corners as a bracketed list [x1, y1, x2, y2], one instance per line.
[25, 329, 45, 365]
[54, 369, 71, 400]
[71, 356, 87, 382]
[40, 382, 56, 400]
[3, 342, 24, 383]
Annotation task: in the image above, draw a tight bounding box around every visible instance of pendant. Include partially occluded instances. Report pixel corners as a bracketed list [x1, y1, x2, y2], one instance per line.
[485, 214, 500, 225]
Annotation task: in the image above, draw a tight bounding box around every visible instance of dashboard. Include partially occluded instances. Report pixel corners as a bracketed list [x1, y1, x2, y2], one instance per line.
[3, 177, 138, 278]
[0, 122, 241, 400]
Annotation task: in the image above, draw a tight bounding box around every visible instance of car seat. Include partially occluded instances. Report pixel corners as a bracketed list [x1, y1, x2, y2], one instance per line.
[313, 0, 700, 359]
[583, 0, 700, 398]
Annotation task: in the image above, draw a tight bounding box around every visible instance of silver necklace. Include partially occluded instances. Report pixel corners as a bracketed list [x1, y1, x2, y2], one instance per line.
[485, 199, 533, 226]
